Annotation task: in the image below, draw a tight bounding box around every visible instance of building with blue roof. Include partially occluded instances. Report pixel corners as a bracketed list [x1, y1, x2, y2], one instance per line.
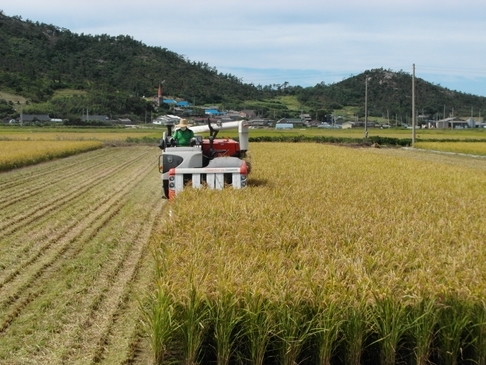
[205, 109, 224, 116]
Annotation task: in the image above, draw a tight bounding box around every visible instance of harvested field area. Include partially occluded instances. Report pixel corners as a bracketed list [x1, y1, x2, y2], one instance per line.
[0, 146, 164, 364]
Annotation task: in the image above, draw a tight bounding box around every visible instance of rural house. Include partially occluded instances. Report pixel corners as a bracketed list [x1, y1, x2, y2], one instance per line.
[276, 118, 306, 128]
[18, 114, 52, 122]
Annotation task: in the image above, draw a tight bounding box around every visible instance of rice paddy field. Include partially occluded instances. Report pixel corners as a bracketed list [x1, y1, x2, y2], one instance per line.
[0, 140, 103, 171]
[239, 127, 486, 141]
[0, 126, 161, 170]
[2, 124, 486, 144]
[0, 127, 161, 142]
[148, 143, 486, 365]
[414, 141, 486, 156]
[2, 126, 486, 364]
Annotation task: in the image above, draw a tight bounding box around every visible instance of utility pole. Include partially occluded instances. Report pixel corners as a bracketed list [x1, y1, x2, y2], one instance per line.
[412, 64, 416, 146]
[158, 80, 165, 107]
[364, 75, 369, 138]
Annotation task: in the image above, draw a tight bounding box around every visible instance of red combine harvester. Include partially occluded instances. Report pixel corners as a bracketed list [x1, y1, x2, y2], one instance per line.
[158, 119, 250, 199]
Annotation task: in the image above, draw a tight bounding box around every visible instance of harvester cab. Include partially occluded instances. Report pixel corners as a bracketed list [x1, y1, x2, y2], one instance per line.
[158, 119, 250, 199]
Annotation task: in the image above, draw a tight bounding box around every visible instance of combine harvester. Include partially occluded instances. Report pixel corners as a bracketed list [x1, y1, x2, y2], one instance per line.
[158, 119, 250, 199]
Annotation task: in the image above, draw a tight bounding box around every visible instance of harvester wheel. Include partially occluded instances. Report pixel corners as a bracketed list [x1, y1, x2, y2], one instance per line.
[163, 180, 169, 199]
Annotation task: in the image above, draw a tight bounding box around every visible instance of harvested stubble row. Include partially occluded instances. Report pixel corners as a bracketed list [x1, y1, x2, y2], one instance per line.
[148, 142, 486, 365]
[0, 146, 164, 364]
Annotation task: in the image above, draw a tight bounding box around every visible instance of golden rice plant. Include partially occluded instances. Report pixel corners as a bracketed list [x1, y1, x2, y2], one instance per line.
[415, 141, 486, 155]
[314, 299, 345, 365]
[470, 302, 486, 365]
[148, 142, 486, 364]
[241, 293, 275, 365]
[0, 131, 159, 142]
[369, 295, 410, 365]
[141, 282, 179, 364]
[211, 290, 243, 365]
[406, 298, 440, 365]
[177, 286, 210, 365]
[0, 140, 102, 171]
[437, 299, 474, 365]
[272, 297, 315, 365]
[343, 303, 367, 365]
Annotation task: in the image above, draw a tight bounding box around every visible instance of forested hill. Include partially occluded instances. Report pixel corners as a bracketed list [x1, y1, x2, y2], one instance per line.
[298, 68, 486, 120]
[0, 12, 264, 106]
[1, 11, 485, 122]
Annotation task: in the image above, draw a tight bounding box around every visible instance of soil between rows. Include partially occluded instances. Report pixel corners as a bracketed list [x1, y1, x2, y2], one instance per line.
[0, 146, 165, 364]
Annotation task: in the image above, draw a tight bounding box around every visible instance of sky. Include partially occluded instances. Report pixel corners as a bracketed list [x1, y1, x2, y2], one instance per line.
[2, 0, 486, 98]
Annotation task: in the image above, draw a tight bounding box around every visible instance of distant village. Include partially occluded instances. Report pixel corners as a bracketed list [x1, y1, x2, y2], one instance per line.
[8, 96, 486, 130]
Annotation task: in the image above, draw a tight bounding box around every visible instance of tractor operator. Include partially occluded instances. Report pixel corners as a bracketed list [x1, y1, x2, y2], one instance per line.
[171, 119, 195, 146]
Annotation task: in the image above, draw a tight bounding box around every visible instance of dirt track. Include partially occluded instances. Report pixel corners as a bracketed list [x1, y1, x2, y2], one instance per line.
[0, 146, 164, 364]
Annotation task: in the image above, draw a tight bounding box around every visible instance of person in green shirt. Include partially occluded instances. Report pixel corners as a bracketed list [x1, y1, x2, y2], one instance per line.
[171, 119, 195, 146]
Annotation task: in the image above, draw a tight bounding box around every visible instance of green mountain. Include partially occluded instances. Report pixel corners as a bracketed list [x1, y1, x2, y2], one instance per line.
[0, 11, 266, 121]
[1, 11, 485, 123]
[300, 69, 486, 121]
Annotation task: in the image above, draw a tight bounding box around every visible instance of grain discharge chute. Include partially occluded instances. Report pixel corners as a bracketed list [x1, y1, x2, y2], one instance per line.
[158, 119, 250, 199]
